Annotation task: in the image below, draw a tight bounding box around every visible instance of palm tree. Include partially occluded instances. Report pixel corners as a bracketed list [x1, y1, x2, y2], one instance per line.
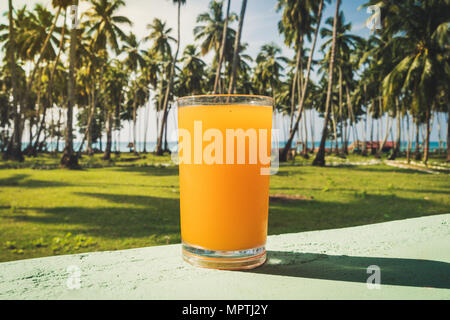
[125, 74, 150, 153]
[277, 0, 316, 134]
[253, 43, 287, 99]
[32, 5, 72, 155]
[145, 19, 175, 59]
[145, 18, 175, 154]
[19, 5, 60, 156]
[214, 0, 231, 93]
[7, 4, 61, 158]
[2, 0, 22, 161]
[123, 32, 146, 153]
[178, 45, 207, 96]
[5, 3, 67, 151]
[84, 0, 131, 54]
[352, 36, 379, 155]
[378, 0, 450, 164]
[156, 0, 186, 156]
[194, 0, 237, 92]
[280, 0, 329, 162]
[80, 0, 131, 155]
[141, 49, 161, 152]
[60, 0, 80, 168]
[103, 60, 127, 160]
[145, 19, 174, 132]
[26, 0, 72, 95]
[319, 11, 362, 155]
[76, 43, 107, 156]
[235, 44, 254, 93]
[312, 0, 341, 166]
[228, 0, 248, 94]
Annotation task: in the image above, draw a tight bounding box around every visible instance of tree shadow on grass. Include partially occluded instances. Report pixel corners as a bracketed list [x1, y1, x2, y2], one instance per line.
[271, 186, 450, 196]
[7, 192, 447, 242]
[268, 193, 447, 235]
[348, 166, 431, 175]
[112, 165, 179, 177]
[10, 194, 181, 239]
[243, 251, 450, 289]
[0, 174, 73, 188]
[274, 170, 302, 177]
[398, 188, 450, 195]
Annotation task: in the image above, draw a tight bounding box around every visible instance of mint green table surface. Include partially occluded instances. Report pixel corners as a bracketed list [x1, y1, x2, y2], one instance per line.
[1, 214, 449, 299]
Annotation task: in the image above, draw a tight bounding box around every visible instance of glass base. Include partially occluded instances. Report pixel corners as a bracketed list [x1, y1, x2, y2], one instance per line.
[182, 241, 266, 270]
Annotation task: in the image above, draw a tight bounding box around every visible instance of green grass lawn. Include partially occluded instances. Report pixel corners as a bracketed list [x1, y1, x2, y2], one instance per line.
[0, 152, 449, 262]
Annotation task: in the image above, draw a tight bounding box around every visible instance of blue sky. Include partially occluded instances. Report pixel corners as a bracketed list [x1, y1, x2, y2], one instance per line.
[0, 0, 446, 144]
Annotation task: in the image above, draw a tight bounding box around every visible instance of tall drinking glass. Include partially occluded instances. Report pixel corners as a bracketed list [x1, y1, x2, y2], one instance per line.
[177, 95, 273, 270]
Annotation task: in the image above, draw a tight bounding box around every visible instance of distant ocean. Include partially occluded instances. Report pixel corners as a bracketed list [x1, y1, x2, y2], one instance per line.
[24, 141, 446, 153]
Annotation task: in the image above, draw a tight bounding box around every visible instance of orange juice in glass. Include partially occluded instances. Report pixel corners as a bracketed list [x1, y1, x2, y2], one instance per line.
[177, 95, 273, 270]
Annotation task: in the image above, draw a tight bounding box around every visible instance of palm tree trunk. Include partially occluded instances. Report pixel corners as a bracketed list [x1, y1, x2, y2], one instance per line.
[370, 101, 375, 154]
[133, 89, 138, 155]
[60, 0, 79, 169]
[395, 101, 401, 157]
[3, 0, 23, 161]
[447, 103, 450, 162]
[214, 0, 231, 94]
[27, 66, 44, 156]
[312, 0, 340, 166]
[389, 100, 401, 160]
[99, 118, 102, 152]
[155, 109, 159, 152]
[86, 64, 105, 155]
[406, 112, 412, 163]
[345, 84, 356, 154]
[424, 107, 431, 165]
[414, 120, 421, 160]
[303, 105, 308, 156]
[114, 90, 121, 154]
[164, 113, 169, 151]
[337, 69, 343, 155]
[103, 110, 113, 160]
[331, 104, 339, 155]
[281, 0, 325, 162]
[228, 0, 248, 95]
[310, 109, 315, 153]
[288, 38, 302, 133]
[143, 100, 150, 153]
[86, 84, 96, 156]
[28, 118, 34, 151]
[56, 108, 62, 153]
[376, 109, 392, 157]
[296, 63, 304, 145]
[436, 111, 441, 154]
[363, 104, 369, 155]
[33, 99, 48, 155]
[156, 1, 181, 155]
[362, 83, 368, 155]
[338, 67, 343, 154]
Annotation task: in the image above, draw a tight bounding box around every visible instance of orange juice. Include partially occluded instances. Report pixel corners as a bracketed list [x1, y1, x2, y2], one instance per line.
[177, 97, 272, 269]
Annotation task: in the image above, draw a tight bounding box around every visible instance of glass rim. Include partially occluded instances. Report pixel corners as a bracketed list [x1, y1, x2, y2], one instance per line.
[176, 94, 273, 107]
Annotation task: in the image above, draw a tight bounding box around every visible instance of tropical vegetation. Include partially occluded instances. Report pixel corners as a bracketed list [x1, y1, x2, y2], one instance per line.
[0, 0, 448, 168]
